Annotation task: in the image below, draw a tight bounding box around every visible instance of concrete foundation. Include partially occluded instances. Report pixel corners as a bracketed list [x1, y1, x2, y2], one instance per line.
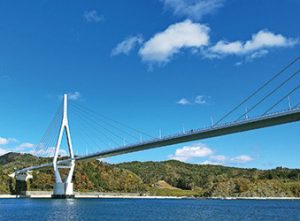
[15, 180, 30, 195]
[51, 194, 75, 199]
[52, 183, 74, 199]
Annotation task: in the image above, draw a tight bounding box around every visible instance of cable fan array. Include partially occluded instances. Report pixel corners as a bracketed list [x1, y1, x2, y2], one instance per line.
[30, 102, 63, 158]
[30, 55, 300, 159]
[68, 103, 155, 157]
[214, 56, 300, 126]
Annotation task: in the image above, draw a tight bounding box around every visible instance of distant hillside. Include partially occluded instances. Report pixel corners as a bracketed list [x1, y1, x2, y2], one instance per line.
[117, 160, 300, 197]
[0, 152, 145, 194]
[1, 152, 300, 197]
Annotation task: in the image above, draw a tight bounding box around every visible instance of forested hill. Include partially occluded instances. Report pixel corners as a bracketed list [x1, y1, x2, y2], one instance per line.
[1, 152, 300, 197]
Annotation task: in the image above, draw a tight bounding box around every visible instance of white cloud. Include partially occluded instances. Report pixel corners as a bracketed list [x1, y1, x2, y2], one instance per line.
[0, 137, 69, 157]
[139, 20, 210, 63]
[210, 30, 298, 56]
[161, 0, 225, 20]
[16, 142, 35, 151]
[211, 41, 242, 55]
[247, 49, 269, 62]
[0, 147, 8, 156]
[84, 10, 103, 23]
[235, 49, 269, 66]
[0, 137, 34, 155]
[201, 160, 223, 165]
[177, 95, 210, 105]
[201, 155, 227, 165]
[111, 35, 144, 56]
[0, 137, 9, 145]
[230, 155, 253, 164]
[177, 98, 191, 105]
[0, 137, 17, 145]
[19, 142, 35, 148]
[169, 143, 213, 162]
[194, 95, 207, 104]
[30, 146, 68, 157]
[234, 61, 243, 66]
[68, 92, 81, 101]
[114, 22, 296, 66]
[201, 154, 253, 165]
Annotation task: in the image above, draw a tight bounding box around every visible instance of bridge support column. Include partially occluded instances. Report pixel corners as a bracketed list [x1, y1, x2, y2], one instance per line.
[13, 172, 33, 195]
[52, 94, 76, 199]
[53, 183, 74, 198]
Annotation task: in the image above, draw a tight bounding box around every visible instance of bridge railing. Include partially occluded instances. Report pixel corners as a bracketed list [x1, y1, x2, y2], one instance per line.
[86, 107, 300, 157]
[14, 107, 300, 174]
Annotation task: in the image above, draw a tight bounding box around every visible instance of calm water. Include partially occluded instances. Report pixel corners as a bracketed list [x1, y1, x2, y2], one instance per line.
[0, 198, 300, 221]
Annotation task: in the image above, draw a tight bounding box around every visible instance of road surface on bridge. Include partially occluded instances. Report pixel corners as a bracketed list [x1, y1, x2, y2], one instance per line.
[15, 107, 300, 174]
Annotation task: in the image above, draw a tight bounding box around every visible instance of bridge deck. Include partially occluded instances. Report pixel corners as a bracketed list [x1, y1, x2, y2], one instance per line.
[16, 108, 300, 174]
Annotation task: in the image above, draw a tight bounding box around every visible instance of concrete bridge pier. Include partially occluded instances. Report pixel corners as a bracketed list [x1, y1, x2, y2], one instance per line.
[52, 160, 75, 199]
[12, 172, 33, 195]
[53, 183, 74, 198]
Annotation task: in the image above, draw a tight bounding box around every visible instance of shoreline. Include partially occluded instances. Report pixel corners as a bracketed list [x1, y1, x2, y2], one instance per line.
[0, 194, 183, 199]
[1, 193, 300, 200]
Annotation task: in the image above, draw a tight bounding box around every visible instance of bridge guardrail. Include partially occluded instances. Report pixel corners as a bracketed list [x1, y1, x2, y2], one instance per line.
[87, 107, 300, 157]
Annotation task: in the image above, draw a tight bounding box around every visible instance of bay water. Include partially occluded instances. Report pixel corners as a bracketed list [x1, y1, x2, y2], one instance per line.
[0, 198, 300, 221]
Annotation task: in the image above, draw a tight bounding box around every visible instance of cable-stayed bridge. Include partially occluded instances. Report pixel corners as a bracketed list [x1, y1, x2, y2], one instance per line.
[11, 56, 300, 198]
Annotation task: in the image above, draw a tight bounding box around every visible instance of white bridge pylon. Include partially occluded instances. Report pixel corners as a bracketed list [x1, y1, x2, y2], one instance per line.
[52, 94, 75, 198]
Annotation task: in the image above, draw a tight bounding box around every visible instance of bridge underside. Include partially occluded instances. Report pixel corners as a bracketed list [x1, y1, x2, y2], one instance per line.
[76, 109, 300, 161]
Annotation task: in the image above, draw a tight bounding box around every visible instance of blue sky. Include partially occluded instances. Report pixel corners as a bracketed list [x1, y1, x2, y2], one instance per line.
[0, 0, 300, 169]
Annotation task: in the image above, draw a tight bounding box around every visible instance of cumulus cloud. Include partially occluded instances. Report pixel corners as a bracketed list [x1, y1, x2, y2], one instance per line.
[201, 154, 253, 165]
[194, 95, 208, 104]
[0, 137, 9, 145]
[17, 144, 63, 157]
[177, 98, 191, 105]
[177, 95, 210, 105]
[230, 155, 253, 164]
[30, 147, 68, 157]
[248, 49, 269, 60]
[111, 35, 144, 56]
[0, 137, 17, 145]
[210, 30, 298, 57]
[18, 142, 35, 148]
[201, 155, 227, 165]
[235, 49, 270, 66]
[68, 92, 81, 101]
[0, 147, 8, 156]
[113, 19, 297, 66]
[0, 139, 35, 156]
[0, 136, 69, 157]
[139, 20, 210, 63]
[84, 10, 103, 23]
[15, 142, 35, 151]
[161, 0, 225, 20]
[0, 136, 35, 155]
[169, 143, 213, 162]
[201, 160, 223, 165]
[57, 92, 82, 101]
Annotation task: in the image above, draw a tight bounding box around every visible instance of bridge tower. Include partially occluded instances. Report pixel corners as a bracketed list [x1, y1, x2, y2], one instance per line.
[52, 94, 75, 198]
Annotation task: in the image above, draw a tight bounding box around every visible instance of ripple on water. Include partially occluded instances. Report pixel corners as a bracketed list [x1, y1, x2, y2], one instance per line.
[0, 199, 300, 221]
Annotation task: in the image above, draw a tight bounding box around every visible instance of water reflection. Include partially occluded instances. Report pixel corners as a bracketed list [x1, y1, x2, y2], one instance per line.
[45, 199, 80, 221]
